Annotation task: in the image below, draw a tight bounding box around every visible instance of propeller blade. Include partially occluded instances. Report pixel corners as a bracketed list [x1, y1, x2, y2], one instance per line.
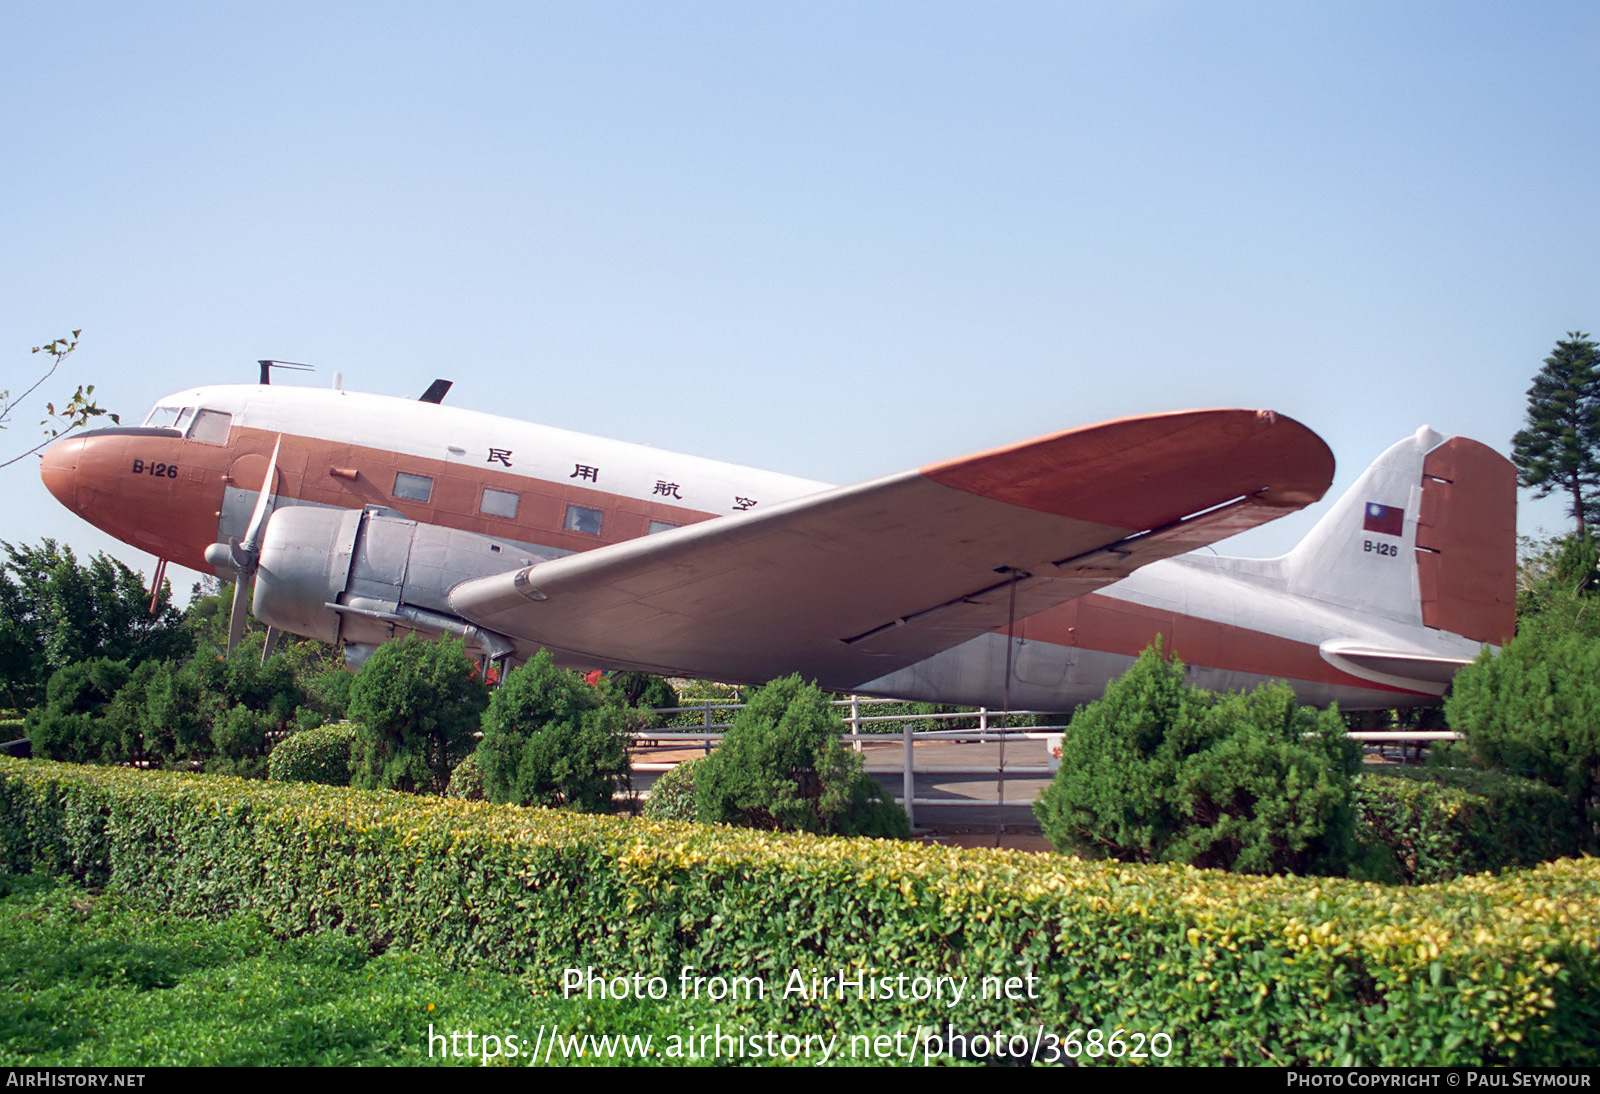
[261, 626, 282, 665]
[226, 577, 251, 657]
[241, 435, 282, 553]
[225, 436, 283, 657]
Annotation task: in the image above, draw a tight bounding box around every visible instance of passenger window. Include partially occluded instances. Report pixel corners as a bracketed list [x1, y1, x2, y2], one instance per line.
[647, 520, 680, 534]
[564, 504, 603, 535]
[188, 409, 233, 444]
[393, 472, 434, 503]
[480, 488, 519, 519]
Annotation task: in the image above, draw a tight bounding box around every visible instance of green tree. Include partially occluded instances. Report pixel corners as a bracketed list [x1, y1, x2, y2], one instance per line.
[1, 332, 119, 470]
[478, 650, 630, 812]
[1512, 332, 1600, 533]
[1515, 532, 1600, 640]
[1034, 644, 1359, 875]
[348, 636, 488, 794]
[0, 540, 189, 710]
[694, 675, 910, 838]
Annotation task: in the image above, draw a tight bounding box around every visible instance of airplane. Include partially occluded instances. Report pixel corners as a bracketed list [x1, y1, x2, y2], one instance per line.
[37, 373, 1516, 712]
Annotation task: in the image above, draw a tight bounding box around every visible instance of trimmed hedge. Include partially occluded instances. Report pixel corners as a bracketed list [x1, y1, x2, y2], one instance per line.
[266, 721, 358, 787]
[445, 750, 485, 801]
[2, 757, 1598, 1066]
[641, 756, 703, 823]
[1356, 768, 1584, 885]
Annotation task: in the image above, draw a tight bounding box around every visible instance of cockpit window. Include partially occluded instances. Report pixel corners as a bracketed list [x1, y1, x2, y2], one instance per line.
[188, 409, 233, 444]
[142, 406, 183, 429]
[173, 407, 196, 434]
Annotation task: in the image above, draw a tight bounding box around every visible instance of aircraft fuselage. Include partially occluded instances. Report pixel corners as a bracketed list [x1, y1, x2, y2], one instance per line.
[40, 384, 1513, 711]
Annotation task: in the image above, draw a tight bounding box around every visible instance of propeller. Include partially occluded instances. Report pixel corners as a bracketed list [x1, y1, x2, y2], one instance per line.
[204, 436, 282, 657]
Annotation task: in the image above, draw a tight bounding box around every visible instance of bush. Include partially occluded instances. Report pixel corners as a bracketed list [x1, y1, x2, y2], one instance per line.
[598, 672, 678, 729]
[1035, 644, 1359, 875]
[1445, 627, 1600, 848]
[206, 706, 271, 779]
[25, 659, 132, 764]
[642, 756, 703, 822]
[694, 675, 910, 838]
[1354, 767, 1582, 884]
[267, 721, 358, 787]
[307, 668, 354, 723]
[138, 660, 210, 768]
[478, 651, 630, 812]
[347, 637, 488, 794]
[445, 749, 485, 801]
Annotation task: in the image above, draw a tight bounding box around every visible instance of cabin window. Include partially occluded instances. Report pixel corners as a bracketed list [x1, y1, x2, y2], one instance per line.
[480, 487, 519, 519]
[647, 520, 680, 535]
[142, 406, 183, 429]
[564, 504, 603, 536]
[187, 409, 233, 444]
[393, 472, 434, 503]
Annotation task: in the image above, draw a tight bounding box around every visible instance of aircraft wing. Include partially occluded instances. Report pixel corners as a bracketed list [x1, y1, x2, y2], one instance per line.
[447, 409, 1335, 690]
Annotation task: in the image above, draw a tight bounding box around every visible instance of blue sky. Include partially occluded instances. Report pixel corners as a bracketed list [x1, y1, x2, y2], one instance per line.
[5, 2, 1598, 593]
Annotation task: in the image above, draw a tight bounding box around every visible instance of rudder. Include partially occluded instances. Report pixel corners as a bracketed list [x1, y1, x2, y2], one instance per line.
[1416, 437, 1517, 645]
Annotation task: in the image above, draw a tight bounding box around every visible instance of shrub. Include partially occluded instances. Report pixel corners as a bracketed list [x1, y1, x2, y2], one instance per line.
[478, 650, 630, 812]
[694, 675, 910, 838]
[206, 706, 271, 779]
[642, 756, 703, 822]
[267, 721, 358, 787]
[138, 660, 210, 768]
[307, 668, 354, 722]
[1445, 627, 1600, 847]
[445, 749, 485, 801]
[347, 637, 488, 794]
[1354, 767, 1582, 884]
[598, 672, 679, 729]
[25, 659, 133, 764]
[1035, 644, 1359, 875]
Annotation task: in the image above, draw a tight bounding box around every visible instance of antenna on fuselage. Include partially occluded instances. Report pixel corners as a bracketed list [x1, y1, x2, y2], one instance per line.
[257, 359, 315, 385]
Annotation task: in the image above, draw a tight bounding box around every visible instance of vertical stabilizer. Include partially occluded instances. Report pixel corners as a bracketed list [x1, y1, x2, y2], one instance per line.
[1276, 426, 1515, 645]
[1280, 426, 1441, 627]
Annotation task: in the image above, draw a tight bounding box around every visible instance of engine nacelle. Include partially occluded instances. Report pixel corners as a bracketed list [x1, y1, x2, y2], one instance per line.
[253, 506, 540, 662]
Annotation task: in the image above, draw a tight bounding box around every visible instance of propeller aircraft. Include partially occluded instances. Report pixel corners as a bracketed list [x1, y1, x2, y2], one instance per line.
[38, 374, 1515, 711]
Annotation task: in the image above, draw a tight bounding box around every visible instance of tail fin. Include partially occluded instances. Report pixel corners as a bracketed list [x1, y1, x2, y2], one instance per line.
[1276, 425, 1516, 645]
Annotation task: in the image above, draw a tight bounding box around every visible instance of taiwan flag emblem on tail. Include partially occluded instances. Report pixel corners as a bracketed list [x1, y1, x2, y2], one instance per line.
[1363, 502, 1404, 536]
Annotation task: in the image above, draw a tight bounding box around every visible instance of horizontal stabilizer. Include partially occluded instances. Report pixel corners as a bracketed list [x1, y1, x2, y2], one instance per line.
[1319, 639, 1475, 695]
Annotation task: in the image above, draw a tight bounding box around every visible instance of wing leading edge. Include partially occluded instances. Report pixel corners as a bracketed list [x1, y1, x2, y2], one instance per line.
[448, 409, 1335, 689]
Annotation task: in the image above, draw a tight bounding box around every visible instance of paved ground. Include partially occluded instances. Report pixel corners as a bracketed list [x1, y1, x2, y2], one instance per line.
[631, 734, 1059, 842]
[631, 735, 1429, 854]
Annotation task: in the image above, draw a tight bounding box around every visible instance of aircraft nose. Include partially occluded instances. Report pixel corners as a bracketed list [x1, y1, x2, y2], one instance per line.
[39, 435, 83, 512]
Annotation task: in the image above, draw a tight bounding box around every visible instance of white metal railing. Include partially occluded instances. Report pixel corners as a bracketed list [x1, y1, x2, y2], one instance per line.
[632, 697, 1067, 828]
[630, 696, 1461, 829]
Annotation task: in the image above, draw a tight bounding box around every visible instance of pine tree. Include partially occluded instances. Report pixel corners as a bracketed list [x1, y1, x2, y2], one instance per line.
[1512, 332, 1600, 533]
